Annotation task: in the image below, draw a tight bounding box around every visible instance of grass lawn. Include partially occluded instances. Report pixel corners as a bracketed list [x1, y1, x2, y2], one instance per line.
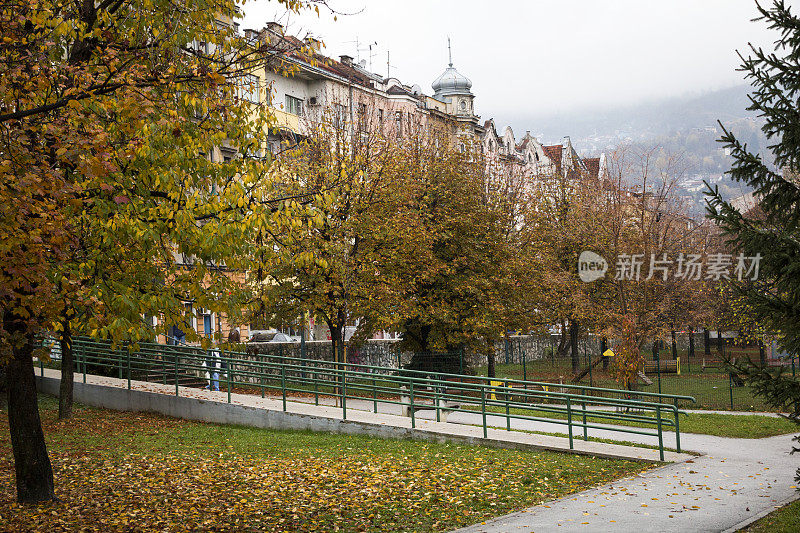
[0, 396, 649, 532]
[476, 360, 794, 412]
[742, 498, 800, 532]
[468, 403, 797, 439]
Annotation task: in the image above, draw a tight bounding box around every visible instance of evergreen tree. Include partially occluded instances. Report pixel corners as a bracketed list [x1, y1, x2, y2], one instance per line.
[705, 0, 800, 482]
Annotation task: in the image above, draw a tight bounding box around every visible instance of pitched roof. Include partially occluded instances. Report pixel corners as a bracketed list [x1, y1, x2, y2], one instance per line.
[387, 85, 410, 95]
[584, 157, 600, 179]
[542, 144, 563, 173]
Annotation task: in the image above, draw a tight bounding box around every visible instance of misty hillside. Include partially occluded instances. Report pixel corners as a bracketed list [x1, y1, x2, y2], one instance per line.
[499, 84, 761, 145]
[492, 84, 770, 215]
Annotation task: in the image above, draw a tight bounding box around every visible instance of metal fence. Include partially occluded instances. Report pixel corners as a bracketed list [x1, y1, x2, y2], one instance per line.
[48, 332, 795, 412]
[60, 336, 696, 460]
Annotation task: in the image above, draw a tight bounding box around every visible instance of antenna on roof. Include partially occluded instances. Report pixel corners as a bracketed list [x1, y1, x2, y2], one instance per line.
[346, 37, 378, 72]
[447, 36, 453, 67]
[386, 50, 395, 79]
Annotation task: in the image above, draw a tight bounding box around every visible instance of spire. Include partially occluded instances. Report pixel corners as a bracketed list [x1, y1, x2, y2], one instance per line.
[432, 36, 472, 97]
[447, 36, 453, 67]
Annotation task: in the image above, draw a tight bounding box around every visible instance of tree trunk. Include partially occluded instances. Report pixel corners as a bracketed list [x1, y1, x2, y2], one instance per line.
[759, 342, 766, 367]
[488, 346, 496, 378]
[556, 323, 570, 359]
[704, 328, 711, 356]
[671, 330, 678, 360]
[6, 328, 55, 503]
[652, 340, 659, 361]
[717, 326, 724, 355]
[0, 362, 6, 411]
[327, 320, 344, 401]
[601, 337, 609, 370]
[58, 314, 74, 420]
[688, 328, 695, 360]
[569, 320, 580, 373]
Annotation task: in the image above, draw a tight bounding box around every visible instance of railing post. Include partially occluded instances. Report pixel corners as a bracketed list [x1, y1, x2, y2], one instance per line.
[127, 349, 131, 390]
[260, 354, 265, 398]
[567, 397, 573, 449]
[656, 351, 662, 395]
[314, 369, 319, 406]
[657, 406, 664, 461]
[505, 382, 511, 431]
[674, 407, 681, 453]
[373, 376, 378, 414]
[341, 369, 347, 420]
[281, 360, 287, 412]
[409, 380, 415, 428]
[227, 354, 231, 403]
[481, 385, 487, 438]
[81, 343, 86, 383]
[435, 384, 440, 422]
[522, 350, 527, 381]
[174, 352, 179, 397]
[582, 388, 588, 441]
[729, 371, 734, 410]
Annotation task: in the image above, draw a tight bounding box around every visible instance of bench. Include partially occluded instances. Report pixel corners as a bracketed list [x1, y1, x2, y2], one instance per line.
[701, 358, 725, 371]
[643, 358, 680, 374]
[399, 386, 461, 422]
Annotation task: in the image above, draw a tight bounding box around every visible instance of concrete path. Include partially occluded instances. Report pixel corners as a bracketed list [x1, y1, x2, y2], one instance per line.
[38, 368, 799, 531]
[452, 430, 799, 532]
[36, 368, 686, 463]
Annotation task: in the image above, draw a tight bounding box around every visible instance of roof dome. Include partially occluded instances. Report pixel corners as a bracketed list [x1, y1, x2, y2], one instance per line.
[432, 65, 472, 97]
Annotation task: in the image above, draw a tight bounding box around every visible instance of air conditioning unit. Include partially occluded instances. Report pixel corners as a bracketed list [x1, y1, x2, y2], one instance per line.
[307, 96, 319, 106]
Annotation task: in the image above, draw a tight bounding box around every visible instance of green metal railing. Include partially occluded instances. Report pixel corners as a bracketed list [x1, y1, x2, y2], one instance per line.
[64, 337, 694, 461]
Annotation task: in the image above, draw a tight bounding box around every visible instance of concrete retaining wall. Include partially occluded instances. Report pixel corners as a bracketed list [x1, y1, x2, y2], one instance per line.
[34, 376, 584, 456]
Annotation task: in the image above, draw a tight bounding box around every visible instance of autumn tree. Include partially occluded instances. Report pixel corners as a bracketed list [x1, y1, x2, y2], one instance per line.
[371, 133, 530, 373]
[0, 0, 322, 503]
[527, 165, 610, 372]
[250, 102, 401, 364]
[568, 146, 709, 387]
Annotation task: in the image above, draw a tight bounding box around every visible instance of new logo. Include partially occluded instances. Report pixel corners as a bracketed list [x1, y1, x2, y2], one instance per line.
[578, 251, 608, 282]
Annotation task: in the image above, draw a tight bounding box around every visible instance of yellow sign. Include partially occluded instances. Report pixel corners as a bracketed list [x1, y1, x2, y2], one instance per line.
[603, 349, 615, 358]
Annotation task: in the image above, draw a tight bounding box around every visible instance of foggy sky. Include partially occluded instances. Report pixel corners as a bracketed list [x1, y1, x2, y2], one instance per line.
[241, 0, 788, 123]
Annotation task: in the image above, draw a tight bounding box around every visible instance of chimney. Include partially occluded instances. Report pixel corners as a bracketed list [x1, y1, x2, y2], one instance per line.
[526, 130, 531, 137]
[339, 54, 353, 65]
[266, 22, 284, 35]
[244, 28, 259, 41]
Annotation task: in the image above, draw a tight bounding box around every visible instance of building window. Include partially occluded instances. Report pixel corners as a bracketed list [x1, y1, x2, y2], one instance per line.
[285, 94, 303, 115]
[377, 108, 384, 126]
[395, 111, 403, 135]
[239, 74, 259, 103]
[358, 103, 367, 131]
[334, 103, 347, 128]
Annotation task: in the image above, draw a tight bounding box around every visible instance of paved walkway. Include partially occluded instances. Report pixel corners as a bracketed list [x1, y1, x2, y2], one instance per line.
[37, 368, 686, 462]
[39, 368, 798, 532]
[454, 431, 798, 533]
